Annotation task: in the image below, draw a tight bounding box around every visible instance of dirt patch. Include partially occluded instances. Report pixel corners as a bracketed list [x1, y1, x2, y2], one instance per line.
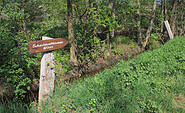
[173, 94, 185, 109]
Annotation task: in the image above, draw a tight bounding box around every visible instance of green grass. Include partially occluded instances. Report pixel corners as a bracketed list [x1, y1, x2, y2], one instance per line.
[1, 36, 185, 112]
[35, 36, 185, 112]
[0, 99, 31, 113]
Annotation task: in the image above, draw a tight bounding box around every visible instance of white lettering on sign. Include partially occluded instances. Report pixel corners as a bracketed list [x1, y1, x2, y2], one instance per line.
[43, 46, 54, 50]
[32, 41, 64, 48]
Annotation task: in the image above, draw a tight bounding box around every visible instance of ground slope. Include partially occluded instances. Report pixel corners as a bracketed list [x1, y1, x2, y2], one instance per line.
[38, 36, 185, 113]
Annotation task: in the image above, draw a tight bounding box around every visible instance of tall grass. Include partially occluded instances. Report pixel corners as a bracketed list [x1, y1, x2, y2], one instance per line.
[0, 99, 31, 113]
[36, 36, 185, 112]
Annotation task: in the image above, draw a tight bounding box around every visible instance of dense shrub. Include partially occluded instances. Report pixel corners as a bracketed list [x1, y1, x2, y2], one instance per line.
[0, 0, 44, 99]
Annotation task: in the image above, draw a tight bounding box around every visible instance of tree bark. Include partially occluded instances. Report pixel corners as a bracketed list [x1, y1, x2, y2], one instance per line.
[164, 0, 168, 21]
[171, 0, 178, 37]
[109, 0, 115, 39]
[178, 0, 185, 36]
[107, 0, 115, 56]
[179, 12, 184, 36]
[67, 0, 78, 65]
[142, 0, 157, 49]
[161, 0, 164, 33]
[136, 0, 142, 51]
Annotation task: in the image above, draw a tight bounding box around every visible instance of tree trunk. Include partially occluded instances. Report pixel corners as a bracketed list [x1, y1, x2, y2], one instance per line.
[171, 0, 178, 37]
[107, 0, 115, 56]
[179, 12, 184, 36]
[136, 0, 142, 51]
[67, 0, 78, 65]
[161, 0, 164, 33]
[109, 0, 115, 39]
[106, 31, 110, 56]
[142, 0, 157, 49]
[178, 0, 185, 36]
[164, 0, 168, 21]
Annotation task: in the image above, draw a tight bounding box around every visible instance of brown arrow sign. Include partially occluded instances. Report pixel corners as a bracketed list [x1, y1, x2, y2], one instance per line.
[29, 38, 68, 54]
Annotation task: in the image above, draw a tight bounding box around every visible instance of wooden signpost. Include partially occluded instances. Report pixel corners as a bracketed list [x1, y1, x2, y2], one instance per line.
[29, 36, 68, 103]
[164, 20, 174, 39]
[29, 38, 69, 54]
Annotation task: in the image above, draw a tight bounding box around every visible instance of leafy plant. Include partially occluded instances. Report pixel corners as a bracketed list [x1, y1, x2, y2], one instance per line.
[0, 0, 43, 99]
[54, 49, 73, 78]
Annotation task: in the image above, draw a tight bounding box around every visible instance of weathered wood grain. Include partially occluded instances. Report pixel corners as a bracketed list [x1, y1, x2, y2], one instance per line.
[39, 36, 55, 103]
[164, 20, 174, 39]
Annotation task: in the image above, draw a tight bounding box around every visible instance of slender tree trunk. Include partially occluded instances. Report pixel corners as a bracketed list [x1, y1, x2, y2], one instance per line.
[161, 0, 164, 33]
[142, 0, 157, 49]
[67, 0, 78, 65]
[109, 0, 115, 39]
[136, 0, 142, 51]
[106, 31, 110, 56]
[179, 12, 184, 36]
[163, 0, 169, 38]
[171, 0, 177, 37]
[178, 0, 185, 36]
[107, 0, 115, 56]
[164, 0, 168, 21]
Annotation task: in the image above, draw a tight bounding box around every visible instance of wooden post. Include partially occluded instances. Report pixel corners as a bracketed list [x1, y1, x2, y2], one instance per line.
[39, 36, 55, 103]
[28, 36, 68, 107]
[164, 20, 174, 39]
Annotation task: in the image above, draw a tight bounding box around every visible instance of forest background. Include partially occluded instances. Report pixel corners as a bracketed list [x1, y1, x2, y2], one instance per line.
[0, 0, 184, 100]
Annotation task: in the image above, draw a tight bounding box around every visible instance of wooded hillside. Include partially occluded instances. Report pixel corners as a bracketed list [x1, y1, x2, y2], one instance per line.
[0, 0, 184, 100]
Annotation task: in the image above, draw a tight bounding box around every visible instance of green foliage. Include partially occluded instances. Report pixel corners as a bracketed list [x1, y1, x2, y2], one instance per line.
[148, 33, 161, 49]
[37, 36, 185, 112]
[39, 0, 67, 24]
[54, 50, 73, 77]
[112, 36, 138, 56]
[74, 1, 118, 63]
[0, 0, 43, 99]
[0, 99, 31, 113]
[0, 0, 184, 107]
[0, 0, 69, 100]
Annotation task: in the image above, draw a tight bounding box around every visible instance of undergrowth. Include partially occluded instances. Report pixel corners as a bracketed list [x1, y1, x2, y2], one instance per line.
[1, 36, 184, 112]
[35, 36, 185, 112]
[112, 36, 139, 56]
[0, 99, 31, 113]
